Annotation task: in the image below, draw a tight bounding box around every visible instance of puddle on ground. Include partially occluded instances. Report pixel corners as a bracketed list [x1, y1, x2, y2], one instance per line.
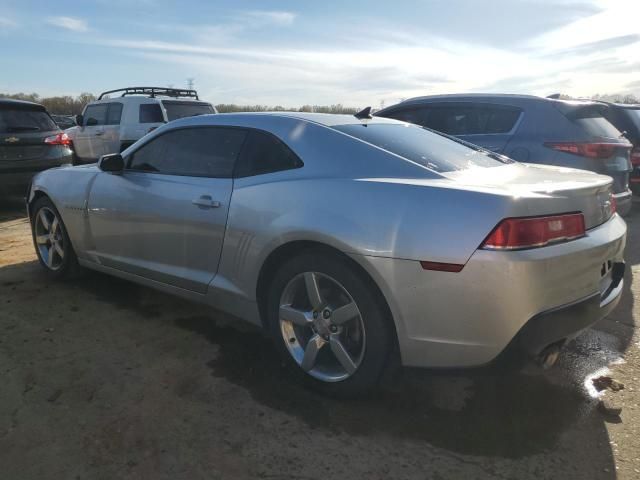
[175, 315, 593, 459]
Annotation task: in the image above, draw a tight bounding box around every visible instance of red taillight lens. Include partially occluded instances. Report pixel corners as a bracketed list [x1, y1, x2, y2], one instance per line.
[44, 132, 72, 146]
[481, 213, 586, 250]
[544, 142, 621, 159]
[631, 147, 640, 166]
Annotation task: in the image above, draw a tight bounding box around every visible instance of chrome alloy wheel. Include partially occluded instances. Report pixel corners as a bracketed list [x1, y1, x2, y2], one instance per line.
[279, 272, 366, 382]
[34, 207, 65, 271]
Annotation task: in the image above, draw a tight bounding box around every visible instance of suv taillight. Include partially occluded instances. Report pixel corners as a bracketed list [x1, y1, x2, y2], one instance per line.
[631, 147, 640, 166]
[44, 133, 72, 146]
[481, 213, 586, 250]
[544, 142, 623, 159]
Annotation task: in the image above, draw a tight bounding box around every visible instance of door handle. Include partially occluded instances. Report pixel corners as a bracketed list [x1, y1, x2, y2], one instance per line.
[192, 195, 221, 208]
[94, 131, 104, 136]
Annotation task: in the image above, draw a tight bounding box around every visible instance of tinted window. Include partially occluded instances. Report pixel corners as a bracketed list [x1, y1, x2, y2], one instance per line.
[139, 104, 164, 123]
[625, 109, 640, 131]
[334, 123, 512, 173]
[83, 104, 108, 126]
[162, 101, 215, 121]
[0, 108, 58, 133]
[386, 105, 521, 135]
[235, 130, 302, 177]
[573, 115, 621, 139]
[128, 127, 247, 177]
[106, 103, 123, 125]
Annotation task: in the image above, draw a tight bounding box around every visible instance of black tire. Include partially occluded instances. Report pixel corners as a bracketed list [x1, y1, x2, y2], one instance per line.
[266, 251, 395, 397]
[30, 196, 81, 279]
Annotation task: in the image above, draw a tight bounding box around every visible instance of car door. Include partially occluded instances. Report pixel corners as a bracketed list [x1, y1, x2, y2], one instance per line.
[102, 102, 123, 155]
[74, 104, 108, 161]
[86, 126, 248, 293]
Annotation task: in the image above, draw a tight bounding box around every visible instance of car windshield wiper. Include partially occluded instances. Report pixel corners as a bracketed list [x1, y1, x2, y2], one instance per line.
[6, 125, 40, 132]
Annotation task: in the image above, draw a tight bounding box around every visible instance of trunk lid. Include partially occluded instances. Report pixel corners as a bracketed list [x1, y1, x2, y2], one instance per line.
[0, 104, 60, 166]
[445, 162, 615, 229]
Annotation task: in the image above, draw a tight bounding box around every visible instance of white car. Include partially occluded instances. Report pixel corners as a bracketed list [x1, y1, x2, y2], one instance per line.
[67, 87, 216, 164]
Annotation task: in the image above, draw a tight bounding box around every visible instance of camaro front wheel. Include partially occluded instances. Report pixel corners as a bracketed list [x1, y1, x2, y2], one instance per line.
[31, 196, 80, 279]
[267, 252, 394, 396]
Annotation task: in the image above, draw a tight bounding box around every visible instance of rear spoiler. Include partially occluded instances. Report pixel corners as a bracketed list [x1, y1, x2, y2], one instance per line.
[550, 100, 609, 119]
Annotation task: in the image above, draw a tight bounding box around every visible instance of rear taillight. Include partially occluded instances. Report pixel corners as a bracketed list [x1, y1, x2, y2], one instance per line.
[544, 142, 622, 159]
[481, 213, 586, 250]
[631, 147, 640, 166]
[44, 132, 72, 146]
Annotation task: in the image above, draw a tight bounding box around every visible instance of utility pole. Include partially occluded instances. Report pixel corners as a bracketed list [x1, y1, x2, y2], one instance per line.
[187, 78, 195, 90]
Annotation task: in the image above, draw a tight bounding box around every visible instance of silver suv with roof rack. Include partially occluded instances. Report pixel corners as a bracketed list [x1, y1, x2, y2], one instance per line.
[67, 87, 216, 164]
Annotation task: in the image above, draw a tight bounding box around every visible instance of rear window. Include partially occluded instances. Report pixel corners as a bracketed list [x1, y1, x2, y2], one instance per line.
[0, 108, 58, 133]
[334, 123, 513, 172]
[573, 115, 621, 139]
[624, 108, 640, 131]
[162, 101, 214, 121]
[562, 105, 622, 139]
[139, 104, 164, 124]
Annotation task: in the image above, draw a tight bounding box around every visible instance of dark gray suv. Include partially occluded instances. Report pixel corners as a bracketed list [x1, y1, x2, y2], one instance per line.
[376, 94, 633, 215]
[1, 99, 73, 198]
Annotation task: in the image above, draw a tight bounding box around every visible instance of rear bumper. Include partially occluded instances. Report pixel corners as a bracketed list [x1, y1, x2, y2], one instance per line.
[354, 214, 627, 368]
[0, 153, 73, 194]
[516, 262, 624, 355]
[614, 189, 632, 216]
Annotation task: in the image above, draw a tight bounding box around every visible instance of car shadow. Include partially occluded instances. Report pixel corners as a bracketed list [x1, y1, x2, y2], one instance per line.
[1, 201, 632, 475]
[0, 195, 27, 222]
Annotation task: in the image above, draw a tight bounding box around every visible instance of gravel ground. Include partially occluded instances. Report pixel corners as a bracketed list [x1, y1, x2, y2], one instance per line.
[0, 196, 639, 480]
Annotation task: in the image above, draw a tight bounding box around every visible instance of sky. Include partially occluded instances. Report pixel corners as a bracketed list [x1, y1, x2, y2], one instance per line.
[0, 0, 639, 107]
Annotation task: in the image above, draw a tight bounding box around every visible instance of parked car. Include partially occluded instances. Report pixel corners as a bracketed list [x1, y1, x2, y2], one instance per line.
[27, 112, 626, 395]
[50, 114, 77, 130]
[598, 102, 640, 194]
[0, 98, 73, 197]
[376, 94, 633, 215]
[67, 87, 216, 164]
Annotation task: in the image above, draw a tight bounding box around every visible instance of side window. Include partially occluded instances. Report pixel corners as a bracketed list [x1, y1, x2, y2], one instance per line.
[127, 127, 247, 178]
[106, 103, 123, 125]
[83, 104, 108, 126]
[139, 104, 164, 124]
[425, 106, 521, 135]
[383, 107, 430, 126]
[235, 130, 302, 177]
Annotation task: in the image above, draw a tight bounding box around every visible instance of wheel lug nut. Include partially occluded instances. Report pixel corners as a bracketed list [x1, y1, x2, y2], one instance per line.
[323, 309, 331, 319]
[313, 311, 318, 319]
[330, 325, 338, 333]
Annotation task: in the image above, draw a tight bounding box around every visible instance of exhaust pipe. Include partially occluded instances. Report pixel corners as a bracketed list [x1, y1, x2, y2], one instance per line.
[537, 341, 565, 369]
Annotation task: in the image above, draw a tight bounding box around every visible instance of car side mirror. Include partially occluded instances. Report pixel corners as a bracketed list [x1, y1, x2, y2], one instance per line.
[75, 114, 83, 126]
[99, 153, 124, 173]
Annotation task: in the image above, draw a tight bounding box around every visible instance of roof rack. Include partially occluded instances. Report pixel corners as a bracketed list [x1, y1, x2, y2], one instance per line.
[98, 87, 199, 100]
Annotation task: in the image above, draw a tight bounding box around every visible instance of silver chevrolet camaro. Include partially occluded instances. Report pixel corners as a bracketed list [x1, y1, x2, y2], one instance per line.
[27, 111, 626, 395]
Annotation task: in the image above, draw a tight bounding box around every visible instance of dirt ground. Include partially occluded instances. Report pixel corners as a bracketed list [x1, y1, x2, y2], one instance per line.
[1, 196, 639, 480]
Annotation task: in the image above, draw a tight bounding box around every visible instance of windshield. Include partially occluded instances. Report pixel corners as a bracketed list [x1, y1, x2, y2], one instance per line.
[0, 108, 58, 133]
[162, 101, 215, 121]
[333, 123, 513, 172]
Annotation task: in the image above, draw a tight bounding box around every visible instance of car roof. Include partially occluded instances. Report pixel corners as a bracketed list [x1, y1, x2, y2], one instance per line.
[376, 93, 603, 114]
[0, 98, 46, 110]
[152, 111, 404, 135]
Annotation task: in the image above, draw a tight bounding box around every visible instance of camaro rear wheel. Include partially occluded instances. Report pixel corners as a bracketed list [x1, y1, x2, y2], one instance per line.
[31, 196, 80, 278]
[267, 252, 393, 396]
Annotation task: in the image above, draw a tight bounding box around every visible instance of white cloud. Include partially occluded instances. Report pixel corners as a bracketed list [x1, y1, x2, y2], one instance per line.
[46, 16, 88, 33]
[243, 10, 297, 26]
[0, 18, 18, 29]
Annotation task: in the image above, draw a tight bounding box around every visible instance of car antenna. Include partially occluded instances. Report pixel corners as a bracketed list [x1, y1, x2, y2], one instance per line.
[354, 106, 373, 119]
